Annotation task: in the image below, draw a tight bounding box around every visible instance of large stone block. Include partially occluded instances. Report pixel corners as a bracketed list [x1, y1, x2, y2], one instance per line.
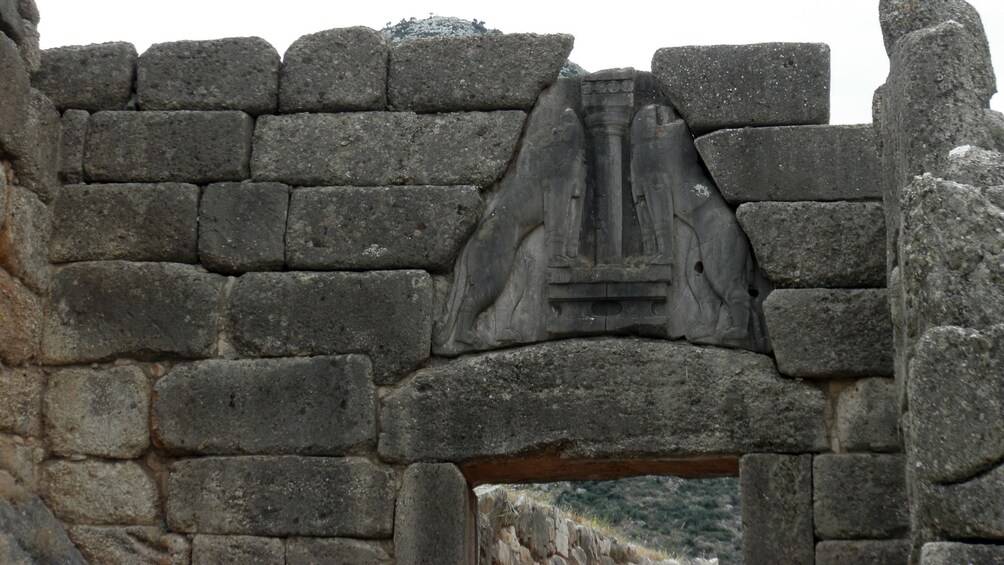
[285, 538, 393, 565]
[227, 270, 432, 384]
[0, 268, 41, 365]
[154, 355, 375, 456]
[388, 33, 572, 112]
[816, 540, 910, 565]
[191, 535, 284, 565]
[57, 109, 88, 184]
[43, 366, 150, 459]
[813, 454, 908, 540]
[0, 472, 86, 564]
[836, 378, 900, 453]
[9, 89, 59, 202]
[286, 185, 481, 271]
[915, 462, 1004, 540]
[763, 289, 893, 378]
[43, 262, 224, 364]
[138, 37, 280, 114]
[198, 181, 288, 274]
[651, 43, 830, 134]
[736, 202, 886, 288]
[740, 455, 813, 565]
[42, 460, 160, 525]
[695, 125, 880, 203]
[920, 542, 1004, 565]
[278, 27, 388, 112]
[167, 456, 396, 537]
[0, 186, 49, 294]
[51, 183, 199, 263]
[0, 365, 42, 437]
[84, 110, 254, 183]
[944, 145, 1004, 187]
[395, 463, 474, 565]
[0, 0, 26, 45]
[0, 35, 28, 153]
[379, 338, 829, 464]
[33, 42, 137, 111]
[67, 526, 190, 565]
[251, 111, 524, 187]
[16, 0, 37, 25]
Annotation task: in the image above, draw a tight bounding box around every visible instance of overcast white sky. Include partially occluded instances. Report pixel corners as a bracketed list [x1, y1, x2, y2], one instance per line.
[34, 0, 1004, 124]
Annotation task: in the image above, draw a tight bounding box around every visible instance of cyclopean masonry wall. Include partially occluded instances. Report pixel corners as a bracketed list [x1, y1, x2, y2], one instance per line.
[0, 1, 997, 564]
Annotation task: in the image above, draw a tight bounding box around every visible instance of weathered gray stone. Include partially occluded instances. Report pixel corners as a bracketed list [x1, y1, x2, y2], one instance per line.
[33, 42, 137, 111]
[379, 338, 829, 463]
[278, 27, 388, 112]
[44, 365, 150, 459]
[0, 269, 41, 365]
[227, 270, 432, 384]
[515, 502, 551, 559]
[138, 37, 280, 114]
[920, 542, 1004, 565]
[763, 289, 893, 378]
[0, 35, 28, 153]
[813, 454, 908, 540]
[388, 33, 572, 112]
[43, 262, 224, 363]
[286, 538, 393, 565]
[16, 0, 36, 24]
[191, 535, 284, 565]
[0, 186, 50, 295]
[286, 185, 481, 271]
[0, 0, 25, 51]
[736, 202, 886, 288]
[84, 110, 254, 183]
[0, 433, 42, 487]
[198, 181, 288, 273]
[0, 472, 86, 564]
[51, 183, 199, 263]
[19, 21, 38, 74]
[915, 462, 1004, 540]
[167, 456, 396, 537]
[154, 355, 375, 456]
[740, 454, 814, 565]
[395, 463, 474, 565]
[9, 89, 59, 202]
[944, 145, 1004, 187]
[0, 363, 41, 438]
[837, 378, 900, 453]
[695, 125, 880, 203]
[816, 540, 910, 565]
[251, 111, 524, 187]
[58, 109, 88, 184]
[67, 525, 190, 565]
[42, 460, 160, 525]
[651, 43, 830, 134]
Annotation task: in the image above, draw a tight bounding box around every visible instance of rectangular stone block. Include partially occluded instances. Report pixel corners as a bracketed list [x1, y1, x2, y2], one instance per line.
[920, 542, 1004, 565]
[57, 109, 88, 183]
[0, 35, 29, 153]
[652, 43, 830, 134]
[286, 185, 481, 271]
[736, 201, 886, 288]
[227, 270, 433, 384]
[137, 37, 280, 114]
[42, 460, 160, 525]
[0, 268, 41, 365]
[43, 262, 224, 364]
[67, 526, 190, 565]
[191, 535, 283, 565]
[837, 378, 900, 453]
[914, 462, 1004, 540]
[198, 181, 288, 274]
[740, 454, 814, 565]
[84, 110, 254, 183]
[814, 454, 908, 540]
[51, 183, 199, 263]
[286, 538, 393, 565]
[153, 355, 375, 456]
[695, 125, 880, 203]
[816, 540, 909, 565]
[0, 365, 42, 437]
[395, 463, 475, 565]
[0, 186, 50, 295]
[167, 456, 396, 537]
[763, 289, 893, 378]
[44, 366, 150, 459]
[251, 111, 524, 187]
[8, 89, 59, 202]
[33, 42, 136, 111]
[388, 33, 572, 111]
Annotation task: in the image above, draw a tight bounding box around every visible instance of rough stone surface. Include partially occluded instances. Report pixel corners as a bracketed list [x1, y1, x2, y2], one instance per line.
[154, 355, 375, 455]
[919, 542, 1004, 565]
[395, 463, 474, 565]
[167, 456, 396, 537]
[836, 378, 900, 453]
[43, 365, 150, 459]
[278, 27, 388, 112]
[138, 37, 279, 114]
[813, 454, 909, 540]
[736, 201, 886, 288]
[67, 525, 190, 565]
[388, 33, 572, 111]
[380, 338, 829, 463]
[0, 0, 24, 44]
[198, 181, 288, 273]
[43, 261, 224, 363]
[227, 270, 432, 384]
[0, 433, 43, 488]
[57, 109, 88, 184]
[251, 111, 524, 187]
[51, 183, 200, 263]
[42, 460, 160, 525]
[944, 145, 1004, 187]
[652, 43, 830, 134]
[84, 110, 254, 183]
[0, 268, 41, 365]
[16, 0, 37, 24]
[0, 472, 86, 564]
[19, 21, 38, 73]
[9, 89, 59, 202]
[286, 185, 481, 271]
[763, 289, 893, 378]
[816, 540, 910, 565]
[740, 454, 814, 565]
[0, 364, 42, 437]
[916, 462, 1004, 540]
[695, 125, 880, 203]
[33, 42, 137, 111]
[191, 535, 284, 565]
[0, 35, 28, 153]
[286, 538, 393, 565]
